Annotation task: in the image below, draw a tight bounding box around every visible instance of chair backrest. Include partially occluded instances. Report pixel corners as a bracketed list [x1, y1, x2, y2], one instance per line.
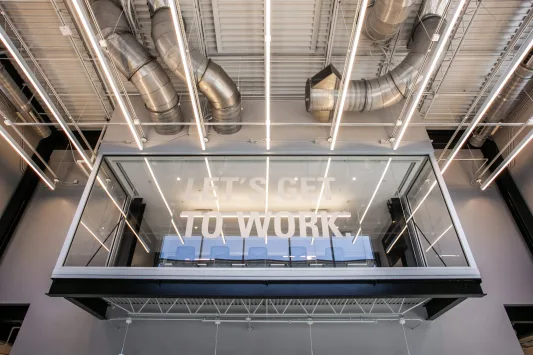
[325, 247, 344, 261]
[210, 246, 230, 260]
[291, 246, 307, 260]
[175, 246, 195, 261]
[247, 247, 268, 260]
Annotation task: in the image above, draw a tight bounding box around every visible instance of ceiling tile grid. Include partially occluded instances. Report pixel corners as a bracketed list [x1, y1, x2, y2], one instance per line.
[0, 0, 532, 125]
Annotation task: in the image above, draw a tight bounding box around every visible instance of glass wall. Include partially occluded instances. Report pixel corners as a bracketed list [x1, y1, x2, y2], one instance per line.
[62, 155, 469, 269]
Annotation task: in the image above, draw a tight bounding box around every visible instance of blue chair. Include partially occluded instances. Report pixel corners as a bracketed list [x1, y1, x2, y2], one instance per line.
[291, 246, 307, 260]
[175, 246, 195, 261]
[325, 247, 344, 261]
[247, 247, 268, 260]
[210, 246, 230, 260]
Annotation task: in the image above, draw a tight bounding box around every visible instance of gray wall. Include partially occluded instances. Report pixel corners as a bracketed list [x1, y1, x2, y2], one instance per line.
[0, 132, 23, 215]
[1, 155, 532, 355]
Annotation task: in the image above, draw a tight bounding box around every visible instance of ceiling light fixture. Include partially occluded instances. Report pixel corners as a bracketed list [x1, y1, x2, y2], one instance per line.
[70, 0, 143, 151]
[80, 221, 110, 252]
[425, 224, 453, 252]
[352, 158, 391, 244]
[329, 0, 369, 151]
[265, 157, 270, 244]
[480, 127, 533, 190]
[180, 212, 352, 218]
[0, 124, 55, 190]
[96, 174, 151, 252]
[265, 0, 271, 150]
[0, 24, 92, 167]
[393, 0, 467, 150]
[204, 157, 225, 244]
[442, 29, 533, 173]
[168, 0, 206, 150]
[144, 158, 184, 244]
[386, 180, 438, 253]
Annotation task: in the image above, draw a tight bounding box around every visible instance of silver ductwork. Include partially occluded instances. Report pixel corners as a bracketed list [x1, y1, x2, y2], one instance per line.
[149, 4, 242, 135]
[363, 0, 417, 42]
[306, 15, 445, 122]
[0, 64, 51, 138]
[91, 0, 183, 135]
[469, 51, 533, 147]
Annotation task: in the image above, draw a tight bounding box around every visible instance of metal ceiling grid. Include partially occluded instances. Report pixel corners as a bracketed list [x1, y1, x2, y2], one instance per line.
[420, 0, 533, 122]
[0, 0, 112, 124]
[0, 0, 531, 126]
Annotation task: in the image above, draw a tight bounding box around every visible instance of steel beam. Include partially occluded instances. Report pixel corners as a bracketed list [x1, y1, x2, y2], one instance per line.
[481, 139, 533, 256]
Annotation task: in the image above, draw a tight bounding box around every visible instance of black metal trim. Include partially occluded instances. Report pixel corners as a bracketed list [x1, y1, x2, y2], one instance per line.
[0, 133, 56, 259]
[425, 297, 466, 320]
[65, 298, 107, 320]
[48, 277, 484, 299]
[481, 139, 533, 256]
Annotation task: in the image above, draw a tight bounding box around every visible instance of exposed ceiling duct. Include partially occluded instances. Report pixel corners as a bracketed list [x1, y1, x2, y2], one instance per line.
[305, 0, 448, 122]
[91, 0, 183, 135]
[469, 50, 533, 147]
[0, 64, 51, 138]
[363, 0, 417, 42]
[149, 2, 242, 135]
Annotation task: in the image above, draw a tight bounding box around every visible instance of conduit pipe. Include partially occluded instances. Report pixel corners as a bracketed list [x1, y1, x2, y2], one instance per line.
[90, 0, 183, 135]
[149, 1, 242, 134]
[0, 64, 51, 138]
[469, 50, 533, 147]
[306, 0, 448, 122]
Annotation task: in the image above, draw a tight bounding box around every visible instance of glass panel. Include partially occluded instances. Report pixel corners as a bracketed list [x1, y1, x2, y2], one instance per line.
[63, 155, 470, 269]
[64, 161, 126, 266]
[405, 160, 468, 267]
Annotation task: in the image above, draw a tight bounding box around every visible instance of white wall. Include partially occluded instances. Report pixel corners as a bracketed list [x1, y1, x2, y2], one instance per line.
[0, 151, 532, 354]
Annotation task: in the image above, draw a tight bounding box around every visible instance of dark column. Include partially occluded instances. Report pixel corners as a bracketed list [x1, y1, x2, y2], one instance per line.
[481, 139, 533, 256]
[114, 198, 146, 266]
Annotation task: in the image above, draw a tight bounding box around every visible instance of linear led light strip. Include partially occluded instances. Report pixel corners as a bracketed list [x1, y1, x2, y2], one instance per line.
[311, 157, 332, 245]
[181, 212, 352, 218]
[352, 158, 391, 244]
[144, 158, 184, 244]
[480, 126, 533, 190]
[0, 24, 92, 167]
[264, 157, 270, 243]
[94, 174, 151, 253]
[425, 224, 453, 252]
[80, 221, 110, 252]
[329, 0, 369, 151]
[71, 0, 143, 151]
[442, 27, 533, 173]
[169, 0, 206, 150]
[265, 0, 271, 150]
[393, 0, 467, 150]
[204, 158, 226, 243]
[0, 124, 55, 190]
[386, 180, 438, 254]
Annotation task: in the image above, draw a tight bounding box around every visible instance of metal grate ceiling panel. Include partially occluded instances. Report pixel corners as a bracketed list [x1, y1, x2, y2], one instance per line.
[1, 0, 112, 123]
[0, 0, 532, 125]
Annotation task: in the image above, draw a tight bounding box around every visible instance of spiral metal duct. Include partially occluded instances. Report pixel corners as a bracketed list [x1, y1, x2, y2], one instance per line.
[149, 3, 242, 134]
[91, 0, 183, 135]
[363, 0, 417, 42]
[469, 51, 533, 147]
[0, 64, 51, 138]
[306, 16, 445, 122]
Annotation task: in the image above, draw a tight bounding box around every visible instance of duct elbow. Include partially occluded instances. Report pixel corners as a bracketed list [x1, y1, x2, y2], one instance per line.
[151, 7, 242, 134]
[363, 0, 418, 42]
[91, 0, 183, 135]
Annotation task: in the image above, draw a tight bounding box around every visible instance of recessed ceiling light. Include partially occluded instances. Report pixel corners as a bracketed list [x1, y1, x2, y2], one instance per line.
[194, 226, 198, 230]
[294, 177, 298, 181]
[177, 177, 181, 181]
[352, 177, 356, 181]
